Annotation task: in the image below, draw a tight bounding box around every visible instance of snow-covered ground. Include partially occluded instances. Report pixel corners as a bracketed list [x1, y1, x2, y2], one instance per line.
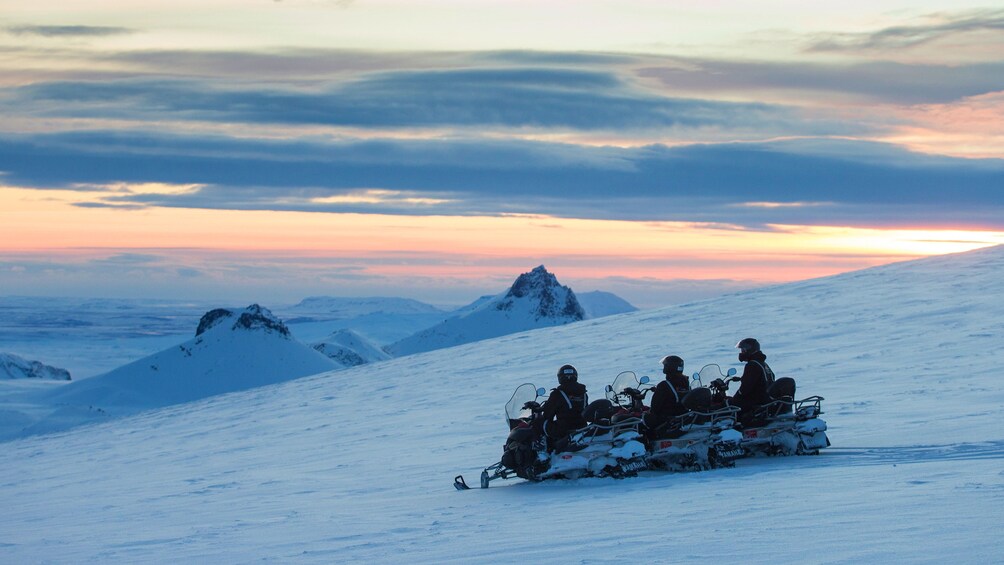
[1, 247, 1002, 563]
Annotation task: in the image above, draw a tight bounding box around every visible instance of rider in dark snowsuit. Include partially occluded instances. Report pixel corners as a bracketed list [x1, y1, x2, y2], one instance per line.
[644, 355, 691, 434]
[537, 364, 588, 450]
[730, 338, 775, 424]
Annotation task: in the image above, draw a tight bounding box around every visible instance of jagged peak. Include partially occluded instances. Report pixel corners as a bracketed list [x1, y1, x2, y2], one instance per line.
[499, 266, 585, 321]
[505, 265, 561, 299]
[195, 304, 290, 337]
[195, 308, 234, 336]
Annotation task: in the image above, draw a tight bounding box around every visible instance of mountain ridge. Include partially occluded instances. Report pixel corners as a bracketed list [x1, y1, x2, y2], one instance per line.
[385, 265, 587, 356]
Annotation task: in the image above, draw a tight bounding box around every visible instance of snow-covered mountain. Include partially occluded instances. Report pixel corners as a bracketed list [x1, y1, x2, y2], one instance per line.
[1, 247, 1003, 563]
[279, 296, 450, 345]
[311, 329, 392, 368]
[42, 304, 336, 415]
[0, 353, 71, 380]
[386, 265, 586, 356]
[576, 290, 637, 318]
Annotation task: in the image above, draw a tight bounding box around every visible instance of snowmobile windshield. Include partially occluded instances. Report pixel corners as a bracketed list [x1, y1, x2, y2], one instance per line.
[694, 364, 728, 387]
[505, 383, 542, 425]
[605, 371, 641, 406]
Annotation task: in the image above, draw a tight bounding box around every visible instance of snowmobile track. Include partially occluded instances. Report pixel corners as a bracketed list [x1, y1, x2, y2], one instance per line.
[821, 441, 1004, 467]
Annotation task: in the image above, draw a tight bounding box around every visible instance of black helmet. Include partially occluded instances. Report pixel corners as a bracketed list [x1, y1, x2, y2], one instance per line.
[660, 355, 684, 375]
[736, 338, 760, 354]
[557, 364, 578, 385]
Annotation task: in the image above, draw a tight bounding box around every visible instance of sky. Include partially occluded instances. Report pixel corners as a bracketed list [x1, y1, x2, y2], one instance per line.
[2, 0, 1004, 307]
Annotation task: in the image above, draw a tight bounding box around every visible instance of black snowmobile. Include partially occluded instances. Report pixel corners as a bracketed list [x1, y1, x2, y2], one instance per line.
[455, 381, 648, 490]
[699, 363, 831, 457]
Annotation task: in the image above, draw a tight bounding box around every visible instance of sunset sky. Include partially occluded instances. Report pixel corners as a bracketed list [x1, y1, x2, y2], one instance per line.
[2, 1, 1004, 307]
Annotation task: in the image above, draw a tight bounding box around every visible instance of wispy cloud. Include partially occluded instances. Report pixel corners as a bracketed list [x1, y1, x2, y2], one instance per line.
[4, 25, 133, 38]
[9, 44, 1002, 114]
[638, 58, 1004, 105]
[807, 9, 1004, 52]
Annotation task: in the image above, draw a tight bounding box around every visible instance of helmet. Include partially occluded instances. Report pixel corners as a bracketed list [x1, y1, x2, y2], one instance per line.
[557, 364, 578, 385]
[660, 355, 684, 375]
[735, 338, 760, 354]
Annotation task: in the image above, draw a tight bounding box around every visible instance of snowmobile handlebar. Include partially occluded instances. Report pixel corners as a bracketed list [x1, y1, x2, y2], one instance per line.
[620, 387, 648, 399]
[710, 376, 741, 391]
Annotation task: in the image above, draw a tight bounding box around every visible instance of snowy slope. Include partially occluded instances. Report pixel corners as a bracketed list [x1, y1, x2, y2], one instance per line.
[1, 247, 1003, 563]
[42, 304, 336, 414]
[386, 265, 586, 356]
[576, 290, 638, 318]
[311, 329, 392, 368]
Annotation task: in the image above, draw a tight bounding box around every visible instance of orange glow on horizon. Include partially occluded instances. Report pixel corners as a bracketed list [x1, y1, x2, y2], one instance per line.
[3, 185, 1003, 286]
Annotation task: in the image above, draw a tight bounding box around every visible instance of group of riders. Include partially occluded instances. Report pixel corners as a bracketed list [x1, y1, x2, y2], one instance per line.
[534, 337, 774, 450]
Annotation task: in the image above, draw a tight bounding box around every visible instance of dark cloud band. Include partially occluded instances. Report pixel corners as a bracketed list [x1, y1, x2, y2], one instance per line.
[8, 71, 840, 133]
[1, 130, 1001, 228]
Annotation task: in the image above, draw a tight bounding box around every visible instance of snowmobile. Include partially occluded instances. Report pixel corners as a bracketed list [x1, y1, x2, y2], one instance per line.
[587, 370, 744, 472]
[455, 382, 648, 490]
[581, 370, 652, 425]
[636, 368, 745, 471]
[698, 363, 831, 457]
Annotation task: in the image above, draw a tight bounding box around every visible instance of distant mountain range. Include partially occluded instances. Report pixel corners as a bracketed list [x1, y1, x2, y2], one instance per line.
[287, 296, 445, 320]
[0, 267, 636, 439]
[284, 266, 636, 354]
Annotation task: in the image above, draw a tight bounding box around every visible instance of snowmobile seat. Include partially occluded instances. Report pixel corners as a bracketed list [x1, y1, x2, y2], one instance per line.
[767, 379, 791, 415]
[682, 387, 711, 412]
[765, 377, 796, 417]
[769, 377, 796, 401]
[582, 398, 615, 425]
[680, 387, 712, 423]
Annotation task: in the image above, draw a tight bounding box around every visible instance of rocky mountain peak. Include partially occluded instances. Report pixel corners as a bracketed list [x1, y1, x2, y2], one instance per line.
[0, 353, 71, 381]
[195, 304, 291, 337]
[505, 265, 561, 299]
[498, 265, 585, 321]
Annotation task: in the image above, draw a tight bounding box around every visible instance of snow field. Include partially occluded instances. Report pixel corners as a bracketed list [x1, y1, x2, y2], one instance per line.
[1, 246, 1003, 562]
